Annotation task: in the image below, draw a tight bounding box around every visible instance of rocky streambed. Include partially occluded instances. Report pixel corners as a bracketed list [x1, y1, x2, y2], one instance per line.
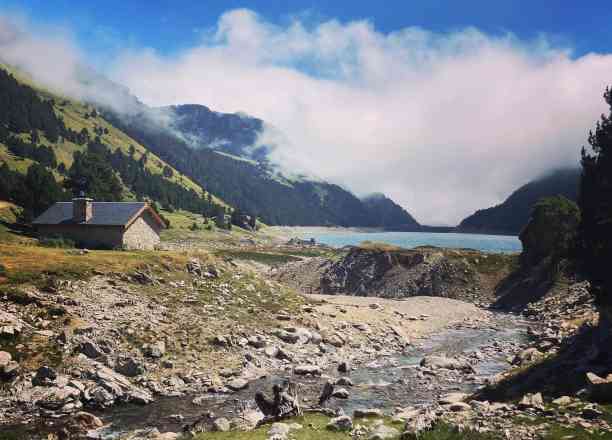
[0, 311, 528, 439]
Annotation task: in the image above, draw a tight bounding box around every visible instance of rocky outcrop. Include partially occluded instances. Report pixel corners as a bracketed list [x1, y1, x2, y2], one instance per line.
[316, 247, 480, 300]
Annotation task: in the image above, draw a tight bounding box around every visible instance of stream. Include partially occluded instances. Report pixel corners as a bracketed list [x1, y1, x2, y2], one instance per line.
[1, 313, 529, 439]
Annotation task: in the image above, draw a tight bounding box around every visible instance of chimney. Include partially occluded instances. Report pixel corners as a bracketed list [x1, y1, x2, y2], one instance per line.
[73, 192, 93, 223]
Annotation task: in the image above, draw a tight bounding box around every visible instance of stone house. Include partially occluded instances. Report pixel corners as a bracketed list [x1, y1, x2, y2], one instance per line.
[33, 197, 166, 250]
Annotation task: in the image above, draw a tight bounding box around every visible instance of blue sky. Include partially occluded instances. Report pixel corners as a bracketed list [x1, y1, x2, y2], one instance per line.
[4, 0, 612, 58]
[2, 1, 612, 224]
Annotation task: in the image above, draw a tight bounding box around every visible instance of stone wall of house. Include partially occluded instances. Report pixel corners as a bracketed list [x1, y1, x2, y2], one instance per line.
[37, 225, 124, 249]
[122, 212, 161, 250]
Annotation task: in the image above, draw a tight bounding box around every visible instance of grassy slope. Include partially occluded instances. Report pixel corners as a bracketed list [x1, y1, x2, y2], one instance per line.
[0, 63, 228, 207]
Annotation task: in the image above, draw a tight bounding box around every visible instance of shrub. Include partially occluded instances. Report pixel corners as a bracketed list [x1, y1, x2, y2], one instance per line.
[519, 195, 580, 267]
[39, 236, 76, 249]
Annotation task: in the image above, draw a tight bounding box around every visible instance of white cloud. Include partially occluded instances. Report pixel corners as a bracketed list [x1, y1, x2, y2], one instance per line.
[109, 9, 611, 224]
[2, 9, 611, 224]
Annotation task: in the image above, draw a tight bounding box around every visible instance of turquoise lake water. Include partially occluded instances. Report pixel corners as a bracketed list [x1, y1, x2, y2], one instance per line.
[299, 231, 521, 254]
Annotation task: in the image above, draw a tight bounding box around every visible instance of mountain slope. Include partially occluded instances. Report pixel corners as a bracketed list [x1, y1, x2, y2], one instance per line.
[361, 193, 421, 230]
[0, 65, 228, 218]
[456, 168, 580, 235]
[104, 106, 420, 228]
[162, 104, 270, 160]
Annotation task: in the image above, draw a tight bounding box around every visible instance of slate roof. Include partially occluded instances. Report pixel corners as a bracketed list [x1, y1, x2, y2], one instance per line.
[33, 202, 149, 226]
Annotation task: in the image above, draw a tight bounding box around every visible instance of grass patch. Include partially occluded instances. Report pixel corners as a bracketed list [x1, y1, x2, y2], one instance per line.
[38, 236, 76, 248]
[358, 241, 403, 252]
[215, 250, 302, 265]
[194, 416, 500, 440]
[0, 243, 209, 286]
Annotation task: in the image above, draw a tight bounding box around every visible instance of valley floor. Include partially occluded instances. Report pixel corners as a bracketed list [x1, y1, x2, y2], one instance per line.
[0, 217, 609, 440]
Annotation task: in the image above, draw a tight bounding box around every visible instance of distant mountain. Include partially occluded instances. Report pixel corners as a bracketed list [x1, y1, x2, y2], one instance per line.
[361, 193, 421, 231]
[105, 108, 414, 227]
[456, 168, 580, 235]
[103, 102, 421, 228]
[161, 104, 270, 161]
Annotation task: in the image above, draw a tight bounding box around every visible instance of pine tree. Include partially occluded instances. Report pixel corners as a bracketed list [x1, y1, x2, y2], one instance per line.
[579, 87, 612, 305]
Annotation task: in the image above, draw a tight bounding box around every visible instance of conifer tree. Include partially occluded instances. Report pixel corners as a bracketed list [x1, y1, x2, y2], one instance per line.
[579, 87, 612, 305]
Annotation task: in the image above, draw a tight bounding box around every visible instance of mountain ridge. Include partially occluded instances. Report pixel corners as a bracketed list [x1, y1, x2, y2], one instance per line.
[456, 168, 580, 235]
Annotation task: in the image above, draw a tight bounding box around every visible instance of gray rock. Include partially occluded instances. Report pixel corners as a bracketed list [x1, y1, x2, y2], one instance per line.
[326, 415, 353, 431]
[354, 408, 382, 418]
[32, 365, 57, 386]
[420, 355, 473, 372]
[115, 357, 145, 377]
[294, 365, 322, 376]
[212, 417, 231, 432]
[338, 361, 350, 373]
[368, 424, 400, 440]
[512, 347, 543, 366]
[275, 330, 300, 344]
[332, 388, 349, 399]
[143, 341, 166, 358]
[248, 335, 266, 348]
[335, 377, 354, 387]
[518, 392, 544, 410]
[439, 392, 468, 404]
[448, 402, 471, 412]
[586, 372, 612, 402]
[552, 396, 571, 406]
[227, 378, 249, 391]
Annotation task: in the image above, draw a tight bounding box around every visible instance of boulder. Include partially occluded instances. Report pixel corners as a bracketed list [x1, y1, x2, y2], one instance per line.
[368, 424, 400, 440]
[294, 365, 322, 376]
[448, 402, 471, 412]
[0, 351, 18, 380]
[275, 330, 300, 344]
[518, 392, 544, 410]
[248, 335, 266, 348]
[116, 357, 145, 377]
[336, 377, 354, 387]
[332, 388, 350, 399]
[227, 378, 249, 391]
[212, 417, 231, 432]
[586, 372, 612, 402]
[143, 341, 166, 358]
[420, 355, 473, 372]
[326, 415, 353, 431]
[264, 345, 280, 358]
[32, 365, 57, 386]
[512, 348, 543, 366]
[79, 339, 104, 359]
[552, 396, 571, 406]
[354, 408, 382, 418]
[438, 392, 468, 405]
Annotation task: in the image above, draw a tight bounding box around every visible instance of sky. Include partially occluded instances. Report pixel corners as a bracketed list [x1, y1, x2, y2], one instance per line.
[1, 1, 612, 225]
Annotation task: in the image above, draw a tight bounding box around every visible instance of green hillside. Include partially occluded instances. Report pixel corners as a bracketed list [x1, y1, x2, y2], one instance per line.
[456, 168, 580, 235]
[0, 64, 230, 219]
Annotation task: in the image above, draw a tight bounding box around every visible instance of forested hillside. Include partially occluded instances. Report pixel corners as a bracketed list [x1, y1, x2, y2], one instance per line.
[361, 193, 421, 231]
[0, 66, 226, 220]
[0, 63, 421, 228]
[457, 168, 580, 235]
[164, 104, 270, 160]
[104, 108, 419, 228]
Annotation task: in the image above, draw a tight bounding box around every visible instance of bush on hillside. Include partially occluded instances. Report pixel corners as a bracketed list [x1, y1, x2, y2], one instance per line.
[519, 195, 580, 267]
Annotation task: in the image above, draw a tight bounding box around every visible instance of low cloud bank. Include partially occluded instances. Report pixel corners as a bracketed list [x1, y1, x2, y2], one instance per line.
[2, 10, 611, 224]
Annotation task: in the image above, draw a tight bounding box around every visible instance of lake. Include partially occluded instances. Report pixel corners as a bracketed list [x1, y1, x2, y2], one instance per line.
[296, 230, 521, 253]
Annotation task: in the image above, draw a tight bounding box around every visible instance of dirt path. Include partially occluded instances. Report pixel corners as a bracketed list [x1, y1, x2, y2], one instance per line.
[308, 293, 487, 341]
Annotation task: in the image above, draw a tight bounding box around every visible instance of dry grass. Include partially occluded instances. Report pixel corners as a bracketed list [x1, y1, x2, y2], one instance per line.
[358, 240, 403, 252]
[0, 243, 210, 285]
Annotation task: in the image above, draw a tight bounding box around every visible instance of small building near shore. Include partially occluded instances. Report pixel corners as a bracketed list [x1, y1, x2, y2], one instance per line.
[32, 196, 166, 250]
